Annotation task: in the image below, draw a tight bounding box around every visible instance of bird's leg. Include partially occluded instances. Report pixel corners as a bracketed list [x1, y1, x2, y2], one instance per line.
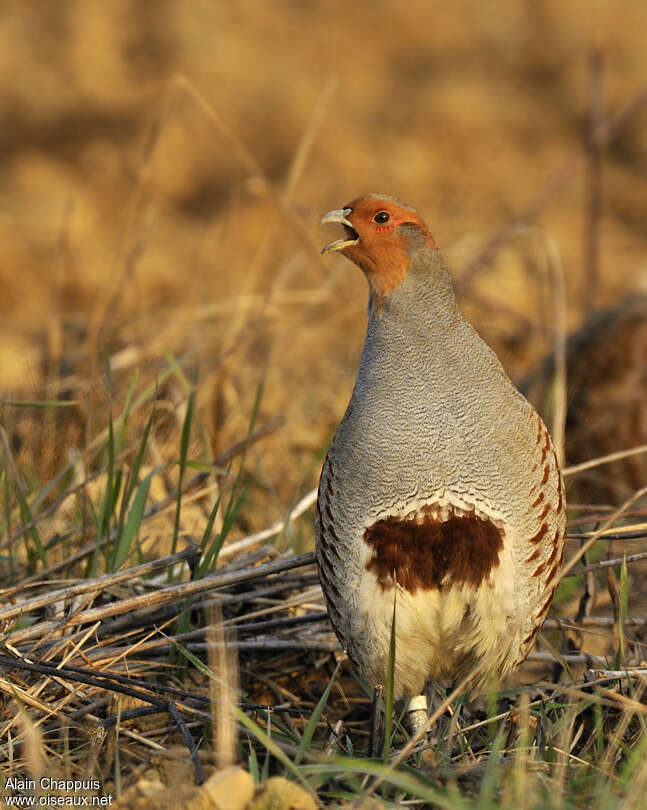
[406, 693, 429, 737]
[368, 684, 385, 758]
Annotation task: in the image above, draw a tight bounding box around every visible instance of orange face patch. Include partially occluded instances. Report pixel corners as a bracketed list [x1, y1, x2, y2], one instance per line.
[363, 512, 504, 594]
[331, 194, 439, 302]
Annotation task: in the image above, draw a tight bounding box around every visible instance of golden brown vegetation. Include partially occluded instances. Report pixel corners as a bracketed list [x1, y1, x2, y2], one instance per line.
[3, 0, 647, 501]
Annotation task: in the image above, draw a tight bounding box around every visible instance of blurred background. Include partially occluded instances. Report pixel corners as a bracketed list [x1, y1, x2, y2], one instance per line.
[2, 0, 647, 535]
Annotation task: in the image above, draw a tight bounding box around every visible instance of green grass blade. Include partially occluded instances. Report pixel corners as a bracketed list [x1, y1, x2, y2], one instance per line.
[236, 706, 314, 793]
[170, 390, 195, 569]
[117, 370, 139, 452]
[199, 378, 266, 575]
[478, 723, 508, 805]
[0, 400, 79, 408]
[248, 744, 259, 784]
[110, 469, 155, 570]
[1, 470, 12, 577]
[295, 657, 344, 765]
[301, 758, 448, 805]
[199, 481, 248, 574]
[101, 338, 113, 401]
[168, 637, 314, 794]
[15, 482, 47, 569]
[1, 419, 46, 568]
[98, 412, 116, 540]
[383, 590, 397, 762]
[5, 368, 175, 549]
[118, 404, 155, 531]
[199, 491, 223, 557]
[164, 350, 193, 395]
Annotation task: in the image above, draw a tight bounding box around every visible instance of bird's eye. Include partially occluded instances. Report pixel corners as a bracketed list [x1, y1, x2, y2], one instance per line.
[374, 211, 390, 224]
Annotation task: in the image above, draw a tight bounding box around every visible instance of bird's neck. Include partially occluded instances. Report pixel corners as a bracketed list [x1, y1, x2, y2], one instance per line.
[367, 249, 459, 331]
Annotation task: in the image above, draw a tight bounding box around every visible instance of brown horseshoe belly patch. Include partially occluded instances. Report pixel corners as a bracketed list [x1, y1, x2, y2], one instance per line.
[364, 509, 504, 594]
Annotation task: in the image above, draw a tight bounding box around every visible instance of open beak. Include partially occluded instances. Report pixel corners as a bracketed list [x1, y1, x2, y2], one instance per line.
[320, 207, 360, 254]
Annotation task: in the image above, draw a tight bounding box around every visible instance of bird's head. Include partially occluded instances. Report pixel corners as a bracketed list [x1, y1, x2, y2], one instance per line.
[321, 193, 439, 301]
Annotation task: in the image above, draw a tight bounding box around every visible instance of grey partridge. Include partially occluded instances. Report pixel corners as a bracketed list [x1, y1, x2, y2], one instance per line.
[315, 193, 566, 707]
